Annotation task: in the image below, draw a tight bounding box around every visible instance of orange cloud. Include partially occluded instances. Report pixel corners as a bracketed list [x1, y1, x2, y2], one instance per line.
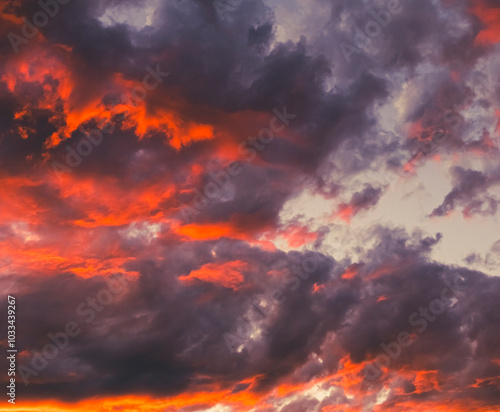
[282, 224, 318, 248]
[471, 0, 500, 46]
[178, 260, 248, 290]
[335, 204, 355, 223]
[341, 263, 363, 279]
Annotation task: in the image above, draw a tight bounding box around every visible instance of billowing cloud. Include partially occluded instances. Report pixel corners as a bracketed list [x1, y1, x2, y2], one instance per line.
[1, 0, 500, 410]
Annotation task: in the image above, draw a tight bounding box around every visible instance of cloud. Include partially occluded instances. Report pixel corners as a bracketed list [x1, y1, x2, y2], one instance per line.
[1, 0, 500, 410]
[0, 228, 497, 411]
[335, 185, 384, 222]
[430, 166, 500, 218]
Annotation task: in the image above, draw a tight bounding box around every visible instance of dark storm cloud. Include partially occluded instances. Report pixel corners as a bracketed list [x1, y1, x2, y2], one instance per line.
[431, 166, 500, 217]
[1, 228, 498, 409]
[4, 242, 332, 400]
[2, 0, 393, 232]
[6, 0, 481, 218]
[1, 0, 500, 410]
[318, 0, 478, 75]
[306, 0, 493, 183]
[346, 184, 384, 213]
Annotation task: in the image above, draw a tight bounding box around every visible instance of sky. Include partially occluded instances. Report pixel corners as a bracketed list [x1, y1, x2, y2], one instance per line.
[0, 0, 500, 411]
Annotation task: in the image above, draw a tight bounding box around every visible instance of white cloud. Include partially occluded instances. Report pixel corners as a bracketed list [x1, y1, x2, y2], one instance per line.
[98, 0, 161, 30]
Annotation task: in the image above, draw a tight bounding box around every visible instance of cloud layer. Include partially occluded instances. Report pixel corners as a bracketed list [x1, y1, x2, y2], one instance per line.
[1, 0, 500, 410]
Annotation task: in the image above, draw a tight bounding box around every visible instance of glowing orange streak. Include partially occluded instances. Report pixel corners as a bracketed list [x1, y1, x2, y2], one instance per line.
[4, 388, 266, 412]
[341, 263, 361, 279]
[47, 175, 176, 227]
[112, 73, 215, 149]
[0, 241, 139, 279]
[178, 260, 248, 290]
